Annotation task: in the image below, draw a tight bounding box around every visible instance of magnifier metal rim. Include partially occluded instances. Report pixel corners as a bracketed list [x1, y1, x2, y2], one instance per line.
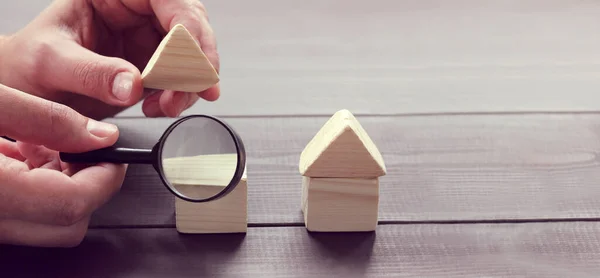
[154, 114, 246, 203]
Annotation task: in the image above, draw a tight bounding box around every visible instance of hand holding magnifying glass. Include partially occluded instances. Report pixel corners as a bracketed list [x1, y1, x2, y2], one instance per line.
[60, 23, 243, 203]
[59, 115, 246, 203]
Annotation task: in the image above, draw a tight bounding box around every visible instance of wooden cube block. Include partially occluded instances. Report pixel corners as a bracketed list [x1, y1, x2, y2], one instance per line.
[174, 166, 247, 234]
[163, 153, 247, 234]
[302, 176, 379, 232]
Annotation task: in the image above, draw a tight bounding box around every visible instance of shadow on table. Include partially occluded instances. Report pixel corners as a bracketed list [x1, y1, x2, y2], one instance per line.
[307, 230, 376, 276]
[0, 230, 246, 277]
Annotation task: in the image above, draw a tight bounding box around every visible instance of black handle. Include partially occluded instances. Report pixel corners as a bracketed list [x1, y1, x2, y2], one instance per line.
[59, 147, 154, 164]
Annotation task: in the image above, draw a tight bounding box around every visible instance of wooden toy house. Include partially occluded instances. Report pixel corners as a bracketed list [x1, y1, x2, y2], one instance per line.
[299, 109, 386, 232]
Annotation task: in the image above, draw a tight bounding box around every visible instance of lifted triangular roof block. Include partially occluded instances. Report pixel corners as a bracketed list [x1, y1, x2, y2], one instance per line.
[141, 24, 219, 92]
[299, 109, 386, 178]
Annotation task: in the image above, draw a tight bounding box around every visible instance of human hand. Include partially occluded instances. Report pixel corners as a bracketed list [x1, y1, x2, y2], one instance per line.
[0, 0, 219, 120]
[0, 83, 126, 247]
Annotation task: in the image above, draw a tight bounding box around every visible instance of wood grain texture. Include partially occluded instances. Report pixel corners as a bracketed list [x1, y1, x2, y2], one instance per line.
[302, 176, 379, 232]
[141, 24, 219, 92]
[300, 109, 387, 178]
[113, 0, 600, 117]
[90, 114, 600, 227]
[3, 223, 600, 277]
[175, 166, 248, 234]
[162, 153, 238, 198]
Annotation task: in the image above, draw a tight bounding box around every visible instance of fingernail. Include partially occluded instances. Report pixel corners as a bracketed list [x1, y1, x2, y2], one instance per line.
[112, 72, 134, 101]
[87, 119, 118, 138]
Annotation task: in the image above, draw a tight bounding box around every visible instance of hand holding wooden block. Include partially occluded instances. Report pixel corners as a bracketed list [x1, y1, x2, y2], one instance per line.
[299, 109, 386, 232]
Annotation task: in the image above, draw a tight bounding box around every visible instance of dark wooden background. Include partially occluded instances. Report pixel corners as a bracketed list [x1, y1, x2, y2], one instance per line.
[3, 0, 600, 277]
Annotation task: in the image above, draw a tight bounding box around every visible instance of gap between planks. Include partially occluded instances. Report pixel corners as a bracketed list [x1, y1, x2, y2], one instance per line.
[113, 110, 600, 120]
[88, 217, 600, 230]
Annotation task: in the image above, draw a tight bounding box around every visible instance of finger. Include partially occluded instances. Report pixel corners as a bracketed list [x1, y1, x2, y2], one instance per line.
[123, 0, 221, 103]
[182, 92, 201, 111]
[158, 91, 190, 117]
[142, 86, 217, 118]
[142, 90, 194, 117]
[141, 90, 165, 117]
[0, 157, 126, 226]
[33, 39, 144, 106]
[141, 0, 220, 72]
[198, 83, 220, 101]
[0, 139, 25, 161]
[68, 162, 127, 216]
[0, 217, 90, 248]
[123, 24, 163, 71]
[89, 0, 146, 30]
[163, 91, 193, 117]
[0, 84, 119, 153]
[16, 142, 62, 170]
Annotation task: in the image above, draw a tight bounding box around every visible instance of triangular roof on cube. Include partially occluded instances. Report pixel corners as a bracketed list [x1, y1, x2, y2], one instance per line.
[299, 109, 386, 178]
[141, 24, 219, 92]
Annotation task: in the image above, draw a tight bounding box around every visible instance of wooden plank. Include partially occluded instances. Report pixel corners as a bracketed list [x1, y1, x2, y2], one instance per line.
[3, 223, 600, 277]
[90, 114, 600, 227]
[113, 0, 600, 117]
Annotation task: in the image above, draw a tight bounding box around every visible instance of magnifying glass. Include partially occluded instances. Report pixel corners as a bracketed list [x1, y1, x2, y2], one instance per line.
[58, 115, 246, 203]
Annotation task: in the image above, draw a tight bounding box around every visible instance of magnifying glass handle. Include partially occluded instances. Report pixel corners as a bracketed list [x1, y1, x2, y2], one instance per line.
[59, 147, 154, 164]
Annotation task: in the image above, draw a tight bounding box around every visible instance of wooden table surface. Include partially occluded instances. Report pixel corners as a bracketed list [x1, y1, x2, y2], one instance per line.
[3, 0, 600, 277]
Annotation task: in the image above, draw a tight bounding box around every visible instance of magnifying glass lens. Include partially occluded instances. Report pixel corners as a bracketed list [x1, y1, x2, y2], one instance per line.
[160, 117, 239, 201]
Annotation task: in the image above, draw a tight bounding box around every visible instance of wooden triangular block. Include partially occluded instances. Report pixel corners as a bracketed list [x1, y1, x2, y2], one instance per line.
[141, 24, 219, 92]
[299, 109, 386, 178]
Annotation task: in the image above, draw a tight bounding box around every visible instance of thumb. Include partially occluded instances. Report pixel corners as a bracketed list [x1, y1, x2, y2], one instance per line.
[0, 84, 119, 153]
[36, 39, 144, 106]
